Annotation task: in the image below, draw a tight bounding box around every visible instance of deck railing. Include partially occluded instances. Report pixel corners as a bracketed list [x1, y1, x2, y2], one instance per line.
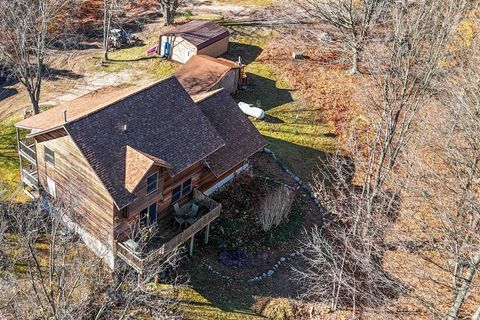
[21, 169, 38, 190]
[19, 141, 36, 164]
[116, 190, 222, 273]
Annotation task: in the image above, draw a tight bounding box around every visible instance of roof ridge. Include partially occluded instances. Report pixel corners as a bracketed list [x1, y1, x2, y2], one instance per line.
[64, 76, 178, 127]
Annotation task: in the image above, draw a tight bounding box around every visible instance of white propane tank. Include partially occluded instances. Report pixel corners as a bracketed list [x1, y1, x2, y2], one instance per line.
[238, 102, 265, 119]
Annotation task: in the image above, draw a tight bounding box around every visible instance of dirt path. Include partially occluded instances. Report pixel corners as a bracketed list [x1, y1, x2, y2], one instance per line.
[0, 0, 277, 123]
[0, 51, 153, 122]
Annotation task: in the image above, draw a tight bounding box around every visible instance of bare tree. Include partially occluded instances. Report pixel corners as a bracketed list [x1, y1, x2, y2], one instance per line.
[102, 0, 117, 61]
[402, 33, 480, 320]
[0, 197, 185, 319]
[158, 0, 180, 26]
[293, 0, 389, 75]
[297, 0, 470, 315]
[258, 185, 295, 232]
[0, 0, 72, 115]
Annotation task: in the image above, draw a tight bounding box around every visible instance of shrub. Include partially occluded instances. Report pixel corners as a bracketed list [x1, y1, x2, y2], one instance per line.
[258, 185, 295, 232]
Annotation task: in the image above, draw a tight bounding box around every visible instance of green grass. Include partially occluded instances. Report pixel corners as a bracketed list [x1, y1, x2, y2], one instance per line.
[91, 41, 179, 80]
[225, 28, 336, 184]
[0, 115, 22, 199]
[178, 283, 262, 320]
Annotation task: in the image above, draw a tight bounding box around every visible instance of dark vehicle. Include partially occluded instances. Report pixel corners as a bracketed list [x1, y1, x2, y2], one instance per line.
[108, 29, 142, 50]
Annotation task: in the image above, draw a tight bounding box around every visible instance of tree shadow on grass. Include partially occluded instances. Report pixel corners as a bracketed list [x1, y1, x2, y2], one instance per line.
[0, 73, 19, 102]
[223, 42, 263, 65]
[45, 67, 84, 82]
[108, 55, 157, 63]
[234, 73, 294, 111]
[0, 87, 18, 102]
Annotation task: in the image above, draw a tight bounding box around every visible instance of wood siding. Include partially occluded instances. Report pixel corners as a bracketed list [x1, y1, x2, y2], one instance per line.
[160, 35, 229, 64]
[36, 135, 115, 248]
[197, 36, 229, 58]
[160, 35, 198, 63]
[114, 160, 244, 241]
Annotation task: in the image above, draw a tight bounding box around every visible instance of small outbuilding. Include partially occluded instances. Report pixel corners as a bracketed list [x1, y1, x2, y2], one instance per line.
[175, 55, 245, 96]
[159, 20, 230, 63]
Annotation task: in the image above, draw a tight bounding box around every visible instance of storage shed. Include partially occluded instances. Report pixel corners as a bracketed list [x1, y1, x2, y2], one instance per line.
[159, 21, 230, 63]
[175, 55, 244, 96]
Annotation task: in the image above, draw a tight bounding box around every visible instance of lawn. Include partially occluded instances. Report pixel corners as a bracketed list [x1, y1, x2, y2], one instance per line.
[0, 115, 24, 200]
[90, 39, 179, 80]
[225, 27, 336, 184]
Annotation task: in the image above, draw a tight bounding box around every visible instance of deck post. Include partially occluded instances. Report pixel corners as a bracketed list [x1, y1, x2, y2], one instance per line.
[204, 223, 210, 244]
[189, 236, 194, 256]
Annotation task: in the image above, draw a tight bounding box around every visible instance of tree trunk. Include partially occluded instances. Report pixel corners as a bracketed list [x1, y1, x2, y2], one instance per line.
[103, 0, 111, 61]
[32, 99, 40, 115]
[27, 89, 41, 115]
[447, 250, 480, 319]
[349, 48, 360, 75]
[472, 306, 480, 320]
[162, 6, 173, 26]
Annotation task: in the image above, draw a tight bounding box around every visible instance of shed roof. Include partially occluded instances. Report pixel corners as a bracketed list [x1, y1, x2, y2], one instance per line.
[162, 20, 229, 50]
[175, 55, 241, 95]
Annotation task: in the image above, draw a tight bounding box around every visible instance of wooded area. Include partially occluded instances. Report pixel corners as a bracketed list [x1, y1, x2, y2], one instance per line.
[0, 0, 479, 319]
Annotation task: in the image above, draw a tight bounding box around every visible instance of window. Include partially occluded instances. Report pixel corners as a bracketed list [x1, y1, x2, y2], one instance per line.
[171, 178, 192, 204]
[44, 147, 55, 166]
[182, 178, 192, 196]
[140, 202, 157, 227]
[172, 185, 182, 204]
[119, 206, 128, 219]
[146, 172, 158, 196]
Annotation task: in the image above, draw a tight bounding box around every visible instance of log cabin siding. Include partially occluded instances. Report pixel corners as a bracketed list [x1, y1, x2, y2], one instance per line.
[127, 167, 165, 215]
[114, 160, 244, 241]
[36, 135, 115, 248]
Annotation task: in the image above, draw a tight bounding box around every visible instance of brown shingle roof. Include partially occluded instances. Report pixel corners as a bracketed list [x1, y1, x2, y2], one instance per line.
[65, 77, 225, 208]
[124, 146, 172, 193]
[198, 90, 267, 177]
[162, 21, 229, 50]
[175, 55, 240, 95]
[16, 85, 140, 132]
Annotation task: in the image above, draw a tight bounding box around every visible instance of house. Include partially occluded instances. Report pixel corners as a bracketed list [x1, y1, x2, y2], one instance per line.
[159, 20, 230, 63]
[175, 55, 245, 97]
[15, 77, 266, 273]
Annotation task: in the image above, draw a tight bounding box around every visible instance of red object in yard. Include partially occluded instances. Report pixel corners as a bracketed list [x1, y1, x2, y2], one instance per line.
[146, 45, 158, 55]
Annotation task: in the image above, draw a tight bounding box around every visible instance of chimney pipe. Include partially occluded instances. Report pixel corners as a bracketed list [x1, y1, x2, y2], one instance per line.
[63, 109, 67, 123]
[123, 124, 127, 133]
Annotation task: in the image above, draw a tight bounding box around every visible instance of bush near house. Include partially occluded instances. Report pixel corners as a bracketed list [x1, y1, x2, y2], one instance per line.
[209, 176, 303, 252]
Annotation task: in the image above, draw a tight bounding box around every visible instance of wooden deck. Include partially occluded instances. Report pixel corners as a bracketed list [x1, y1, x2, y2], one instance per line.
[116, 189, 221, 273]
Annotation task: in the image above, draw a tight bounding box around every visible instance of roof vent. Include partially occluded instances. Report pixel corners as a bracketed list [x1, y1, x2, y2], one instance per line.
[123, 124, 128, 133]
[63, 109, 68, 123]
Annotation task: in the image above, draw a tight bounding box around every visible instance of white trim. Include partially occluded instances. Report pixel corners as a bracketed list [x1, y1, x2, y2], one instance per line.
[205, 162, 250, 196]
